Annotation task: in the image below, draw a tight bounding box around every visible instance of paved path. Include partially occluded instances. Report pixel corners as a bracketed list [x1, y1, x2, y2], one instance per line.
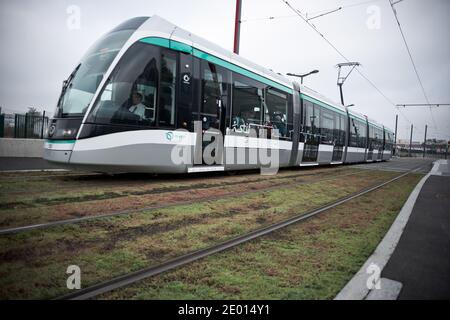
[350, 157, 435, 174]
[381, 160, 450, 299]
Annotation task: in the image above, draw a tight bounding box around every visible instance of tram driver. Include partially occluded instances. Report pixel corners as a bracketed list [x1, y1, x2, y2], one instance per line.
[128, 92, 146, 119]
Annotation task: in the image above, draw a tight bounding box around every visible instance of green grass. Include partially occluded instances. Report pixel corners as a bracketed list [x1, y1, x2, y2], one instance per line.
[0, 169, 415, 299]
[0, 170, 391, 299]
[0, 167, 352, 228]
[100, 173, 422, 300]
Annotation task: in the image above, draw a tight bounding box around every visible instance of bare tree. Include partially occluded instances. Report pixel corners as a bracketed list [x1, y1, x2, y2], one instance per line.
[27, 107, 41, 116]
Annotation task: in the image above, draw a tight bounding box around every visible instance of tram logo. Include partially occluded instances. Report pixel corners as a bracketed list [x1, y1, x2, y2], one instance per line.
[48, 124, 56, 137]
[166, 132, 174, 141]
[182, 73, 191, 85]
[166, 131, 186, 142]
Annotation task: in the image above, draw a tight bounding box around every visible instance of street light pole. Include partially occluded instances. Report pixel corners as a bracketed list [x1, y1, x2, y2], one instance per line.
[286, 70, 319, 84]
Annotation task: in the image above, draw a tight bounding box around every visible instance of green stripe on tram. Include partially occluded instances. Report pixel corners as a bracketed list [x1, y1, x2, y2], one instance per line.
[45, 140, 76, 144]
[140, 36, 374, 120]
[300, 94, 347, 116]
[368, 122, 384, 130]
[139, 37, 293, 94]
[140, 37, 170, 49]
[349, 113, 367, 123]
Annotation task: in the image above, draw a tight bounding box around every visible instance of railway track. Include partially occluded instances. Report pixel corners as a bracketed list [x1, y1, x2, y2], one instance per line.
[0, 168, 365, 235]
[1, 165, 347, 197]
[55, 164, 426, 300]
[0, 171, 101, 182]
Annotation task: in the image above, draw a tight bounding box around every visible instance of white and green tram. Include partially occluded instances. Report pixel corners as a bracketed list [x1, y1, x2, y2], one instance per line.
[44, 16, 394, 173]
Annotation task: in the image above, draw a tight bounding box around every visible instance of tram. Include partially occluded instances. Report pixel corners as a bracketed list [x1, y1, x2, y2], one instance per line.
[44, 16, 394, 173]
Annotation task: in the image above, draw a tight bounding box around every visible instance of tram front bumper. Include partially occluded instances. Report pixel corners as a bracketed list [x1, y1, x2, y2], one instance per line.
[43, 140, 75, 164]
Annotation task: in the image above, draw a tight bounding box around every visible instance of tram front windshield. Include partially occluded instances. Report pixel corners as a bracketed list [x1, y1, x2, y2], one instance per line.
[55, 29, 135, 118]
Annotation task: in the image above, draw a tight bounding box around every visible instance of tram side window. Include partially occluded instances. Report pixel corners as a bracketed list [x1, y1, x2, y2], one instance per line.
[201, 62, 226, 130]
[88, 42, 160, 126]
[349, 118, 358, 147]
[379, 128, 384, 149]
[265, 88, 288, 138]
[358, 121, 367, 148]
[374, 127, 380, 149]
[350, 118, 366, 148]
[313, 103, 321, 139]
[385, 132, 393, 151]
[287, 95, 294, 139]
[331, 112, 345, 146]
[375, 127, 380, 149]
[336, 114, 346, 146]
[231, 74, 263, 133]
[369, 125, 383, 150]
[341, 115, 346, 143]
[159, 51, 177, 127]
[368, 125, 375, 149]
[320, 107, 334, 145]
[301, 100, 314, 142]
[384, 131, 390, 151]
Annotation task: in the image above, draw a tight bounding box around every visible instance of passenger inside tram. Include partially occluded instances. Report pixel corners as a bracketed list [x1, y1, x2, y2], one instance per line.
[232, 112, 246, 132]
[272, 112, 287, 137]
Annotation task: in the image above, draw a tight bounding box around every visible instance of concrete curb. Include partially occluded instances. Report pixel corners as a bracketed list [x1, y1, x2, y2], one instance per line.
[334, 161, 439, 300]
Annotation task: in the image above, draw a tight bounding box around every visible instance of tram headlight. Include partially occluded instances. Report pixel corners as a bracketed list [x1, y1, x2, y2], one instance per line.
[62, 128, 77, 137]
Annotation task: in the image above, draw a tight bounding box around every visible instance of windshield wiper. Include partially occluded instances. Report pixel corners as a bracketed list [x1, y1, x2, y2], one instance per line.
[56, 63, 82, 112]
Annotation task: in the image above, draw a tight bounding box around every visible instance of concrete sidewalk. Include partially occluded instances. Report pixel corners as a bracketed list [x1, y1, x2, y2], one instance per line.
[381, 160, 450, 299]
[336, 159, 450, 300]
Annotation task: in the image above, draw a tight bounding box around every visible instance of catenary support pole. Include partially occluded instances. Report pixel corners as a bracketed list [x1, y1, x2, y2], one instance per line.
[409, 124, 413, 157]
[423, 124, 427, 158]
[233, 0, 242, 54]
[394, 114, 398, 156]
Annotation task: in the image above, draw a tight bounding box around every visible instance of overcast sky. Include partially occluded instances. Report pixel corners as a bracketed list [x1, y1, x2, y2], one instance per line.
[0, 0, 448, 140]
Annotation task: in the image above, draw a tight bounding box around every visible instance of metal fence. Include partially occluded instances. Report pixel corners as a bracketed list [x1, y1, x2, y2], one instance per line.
[0, 112, 49, 139]
[0, 114, 4, 138]
[397, 144, 449, 159]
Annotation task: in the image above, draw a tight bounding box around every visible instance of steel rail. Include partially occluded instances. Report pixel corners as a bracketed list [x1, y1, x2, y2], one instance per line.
[1, 166, 347, 197]
[55, 164, 425, 300]
[0, 168, 364, 236]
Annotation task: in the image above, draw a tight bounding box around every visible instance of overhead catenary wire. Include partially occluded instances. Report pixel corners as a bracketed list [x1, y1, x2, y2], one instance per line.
[388, 0, 438, 130]
[307, 0, 383, 16]
[243, 0, 382, 23]
[280, 0, 412, 124]
[240, 15, 297, 23]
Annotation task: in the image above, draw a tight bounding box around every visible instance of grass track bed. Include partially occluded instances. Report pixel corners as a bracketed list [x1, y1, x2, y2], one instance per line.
[0, 169, 409, 299]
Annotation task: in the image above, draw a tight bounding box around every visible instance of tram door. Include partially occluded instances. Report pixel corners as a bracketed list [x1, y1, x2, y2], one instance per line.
[367, 126, 374, 161]
[379, 130, 385, 160]
[197, 61, 228, 165]
[302, 101, 319, 162]
[332, 114, 345, 162]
